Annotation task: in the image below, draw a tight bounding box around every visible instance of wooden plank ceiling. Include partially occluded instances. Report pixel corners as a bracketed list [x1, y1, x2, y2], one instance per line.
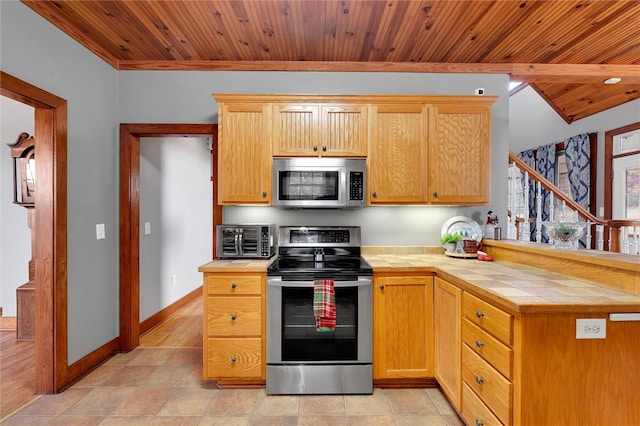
[22, 0, 640, 123]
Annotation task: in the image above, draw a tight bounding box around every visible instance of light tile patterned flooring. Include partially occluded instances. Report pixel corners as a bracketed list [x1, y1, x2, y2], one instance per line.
[2, 297, 464, 425]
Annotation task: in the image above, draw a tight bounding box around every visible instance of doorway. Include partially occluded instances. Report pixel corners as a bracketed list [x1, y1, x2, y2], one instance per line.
[0, 71, 68, 394]
[119, 124, 219, 351]
[605, 121, 640, 251]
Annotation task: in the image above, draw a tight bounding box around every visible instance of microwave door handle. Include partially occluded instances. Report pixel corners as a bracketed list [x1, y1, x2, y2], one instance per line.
[237, 229, 244, 255]
[234, 230, 240, 255]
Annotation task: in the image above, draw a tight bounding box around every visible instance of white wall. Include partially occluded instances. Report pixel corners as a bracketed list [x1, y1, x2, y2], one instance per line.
[119, 71, 511, 246]
[510, 85, 640, 217]
[2, 1, 119, 363]
[139, 137, 212, 321]
[0, 96, 34, 317]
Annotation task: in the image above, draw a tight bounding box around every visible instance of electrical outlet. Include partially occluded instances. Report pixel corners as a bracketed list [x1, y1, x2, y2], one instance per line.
[576, 319, 606, 339]
[171, 275, 177, 287]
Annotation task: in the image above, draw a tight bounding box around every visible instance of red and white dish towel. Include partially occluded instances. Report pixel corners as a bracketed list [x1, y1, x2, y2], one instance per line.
[313, 279, 336, 332]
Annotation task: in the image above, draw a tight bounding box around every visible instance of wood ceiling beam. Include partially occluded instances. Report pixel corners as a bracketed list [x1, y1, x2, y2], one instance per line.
[116, 60, 640, 80]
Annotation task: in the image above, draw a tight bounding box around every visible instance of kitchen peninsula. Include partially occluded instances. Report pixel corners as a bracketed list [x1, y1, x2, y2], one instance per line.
[199, 241, 640, 426]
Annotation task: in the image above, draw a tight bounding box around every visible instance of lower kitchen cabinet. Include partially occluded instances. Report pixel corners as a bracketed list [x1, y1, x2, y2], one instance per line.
[434, 277, 462, 410]
[202, 272, 265, 384]
[373, 273, 434, 380]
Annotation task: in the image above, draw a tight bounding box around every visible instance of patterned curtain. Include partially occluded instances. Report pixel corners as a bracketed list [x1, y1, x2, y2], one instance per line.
[517, 144, 556, 242]
[564, 133, 590, 247]
[535, 143, 556, 242]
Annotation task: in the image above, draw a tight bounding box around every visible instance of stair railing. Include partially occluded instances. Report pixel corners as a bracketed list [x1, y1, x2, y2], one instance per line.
[508, 152, 639, 254]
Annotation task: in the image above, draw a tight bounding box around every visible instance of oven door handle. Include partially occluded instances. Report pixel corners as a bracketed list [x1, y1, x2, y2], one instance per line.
[267, 277, 372, 288]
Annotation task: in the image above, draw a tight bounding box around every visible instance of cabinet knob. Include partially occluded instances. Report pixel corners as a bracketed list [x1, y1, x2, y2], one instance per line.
[230, 356, 237, 363]
[322, 145, 327, 151]
[475, 420, 484, 426]
[230, 283, 237, 289]
[433, 191, 438, 197]
[476, 311, 485, 318]
[475, 340, 484, 348]
[379, 285, 385, 290]
[475, 375, 484, 384]
[230, 314, 237, 321]
[262, 191, 267, 197]
[372, 191, 377, 197]
[313, 145, 318, 151]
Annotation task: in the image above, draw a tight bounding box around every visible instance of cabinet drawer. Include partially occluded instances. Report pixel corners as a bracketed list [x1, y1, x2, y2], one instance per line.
[207, 275, 262, 295]
[462, 318, 513, 380]
[462, 345, 512, 425]
[206, 338, 262, 379]
[207, 297, 262, 336]
[462, 292, 513, 346]
[462, 382, 505, 426]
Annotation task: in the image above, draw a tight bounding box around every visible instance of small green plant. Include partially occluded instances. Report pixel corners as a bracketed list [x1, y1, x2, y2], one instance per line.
[440, 232, 463, 246]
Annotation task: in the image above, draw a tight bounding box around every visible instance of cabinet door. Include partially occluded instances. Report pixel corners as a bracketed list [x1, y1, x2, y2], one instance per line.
[373, 275, 434, 379]
[272, 103, 320, 156]
[320, 104, 368, 157]
[369, 104, 429, 204]
[434, 277, 462, 410]
[218, 102, 272, 204]
[429, 103, 491, 205]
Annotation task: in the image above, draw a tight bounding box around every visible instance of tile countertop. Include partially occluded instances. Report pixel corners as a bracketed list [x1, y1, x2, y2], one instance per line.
[197, 248, 640, 315]
[198, 257, 275, 273]
[362, 252, 640, 315]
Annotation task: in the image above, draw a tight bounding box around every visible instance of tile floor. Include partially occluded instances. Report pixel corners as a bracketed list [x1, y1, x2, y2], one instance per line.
[2, 346, 464, 425]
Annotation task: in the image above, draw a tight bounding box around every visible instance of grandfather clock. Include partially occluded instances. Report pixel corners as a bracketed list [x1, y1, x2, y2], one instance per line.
[7, 132, 36, 341]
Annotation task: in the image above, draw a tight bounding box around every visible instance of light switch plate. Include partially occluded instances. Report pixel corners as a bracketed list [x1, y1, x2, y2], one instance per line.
[144, 222, 151, 235]
[96, 223, 105, 240]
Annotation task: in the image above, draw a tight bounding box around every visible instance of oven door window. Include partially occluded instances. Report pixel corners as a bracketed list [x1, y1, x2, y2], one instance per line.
[281, 286, 357, 361]
[278, 171, 339, 201]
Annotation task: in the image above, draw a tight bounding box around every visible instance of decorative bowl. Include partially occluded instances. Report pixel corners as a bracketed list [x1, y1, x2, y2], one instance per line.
[541, 221, 590, 249]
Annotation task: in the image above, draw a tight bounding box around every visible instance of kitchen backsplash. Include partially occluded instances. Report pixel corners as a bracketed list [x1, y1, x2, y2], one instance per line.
[223, 206, 487, 246]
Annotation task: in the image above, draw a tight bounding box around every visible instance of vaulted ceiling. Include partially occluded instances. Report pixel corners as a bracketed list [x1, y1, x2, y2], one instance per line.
[22, 0, 640, 123]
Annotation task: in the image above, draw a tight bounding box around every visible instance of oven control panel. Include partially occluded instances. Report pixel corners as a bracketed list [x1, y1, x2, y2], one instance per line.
[278, 226, 361, 248]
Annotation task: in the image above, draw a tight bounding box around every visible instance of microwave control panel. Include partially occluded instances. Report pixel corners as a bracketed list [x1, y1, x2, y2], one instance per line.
[349, 171, 364, 201]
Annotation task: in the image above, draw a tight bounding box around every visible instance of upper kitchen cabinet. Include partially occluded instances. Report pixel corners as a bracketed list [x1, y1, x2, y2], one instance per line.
[368, 102, 429, 204]
[272, 99, 368, 157]
[428, 98, 496, 205]
[215, 95, 272, 204]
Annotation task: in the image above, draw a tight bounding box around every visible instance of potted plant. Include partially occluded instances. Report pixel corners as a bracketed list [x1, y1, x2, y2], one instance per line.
[440, 232, 463, 253]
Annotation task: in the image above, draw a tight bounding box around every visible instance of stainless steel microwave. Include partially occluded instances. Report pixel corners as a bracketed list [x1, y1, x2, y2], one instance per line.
[216, 224, 276, 259]
[272, 158, 366, 209]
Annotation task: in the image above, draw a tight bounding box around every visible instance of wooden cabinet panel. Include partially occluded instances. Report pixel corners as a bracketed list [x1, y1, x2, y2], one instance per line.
[462, 382, 505, 426]
[462, 318, 513, 380]
[272, 103, 319, 156]
[207, 297, 262, 336]
[462, 292, 513, 346]
[462, 345, 512, 425]
[206, 338, 262, 378]
[207, 275, 262, 295]
[373, 275, 434, 379]
[273, 103, 367, 157]
[321, 104, 368, 156]
[429, 103, 492, 205]
[369, 104, 429, 204]
[434, 277, 462, 410]
[217, 100, 272, 204]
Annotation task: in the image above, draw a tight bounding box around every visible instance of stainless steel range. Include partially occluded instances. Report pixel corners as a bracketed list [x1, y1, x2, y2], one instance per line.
[266, 226, 373, 395]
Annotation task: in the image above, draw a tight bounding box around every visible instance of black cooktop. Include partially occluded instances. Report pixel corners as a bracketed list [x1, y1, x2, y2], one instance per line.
[267, 248, 373, 279]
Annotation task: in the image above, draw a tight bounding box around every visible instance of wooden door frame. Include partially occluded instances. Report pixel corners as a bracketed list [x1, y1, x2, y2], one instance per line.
[604, 121, 640, 249]
[1, 71, 67, 393]
[119, 124, 219, 351]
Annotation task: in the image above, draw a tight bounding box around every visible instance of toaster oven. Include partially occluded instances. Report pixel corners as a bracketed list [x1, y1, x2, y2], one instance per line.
[216, 224, 276, 259]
